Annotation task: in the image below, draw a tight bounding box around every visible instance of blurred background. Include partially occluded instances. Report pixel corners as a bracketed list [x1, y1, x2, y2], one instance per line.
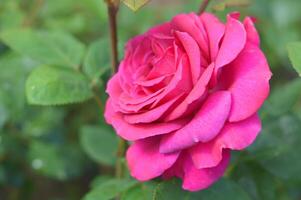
[0, 0, 301, 199]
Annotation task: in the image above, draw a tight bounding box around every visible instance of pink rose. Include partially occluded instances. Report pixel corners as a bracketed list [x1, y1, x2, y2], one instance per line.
[105, 12, 271, 191]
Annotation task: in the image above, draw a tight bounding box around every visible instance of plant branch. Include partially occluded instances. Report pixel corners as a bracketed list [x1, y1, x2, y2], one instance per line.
[105, 0, 127, 180]
[107, 1, 119, 74]
[198, 0, 211, 15]
[23, 0, 44, 27]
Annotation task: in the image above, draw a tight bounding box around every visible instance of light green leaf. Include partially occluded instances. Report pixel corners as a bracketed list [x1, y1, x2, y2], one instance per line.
[83, 179, 137, 200]
[0, 30, 85, 69]
[121, 182, 156, 200]
[287, 42, 301, 76]
[26, 66, 93, 105]
[83, 39, 110, 80]
[80, 125, 118, 166]
[122, 0, 151, 11]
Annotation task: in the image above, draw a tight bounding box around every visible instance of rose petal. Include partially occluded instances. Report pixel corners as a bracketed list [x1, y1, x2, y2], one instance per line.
[171, 13, 209, 61]
[126, 137, 180, 181]
[175, 31, 201, 84]
[215, 14, 246, 68]
[200, 13, 225, 61]
[244, 17, 260, 46]
[123, 94, 184, 124]
[105, 99, 189, 141]
[164, 63, 214, 121]
[190, 114, 261, 169]
[221, 43, 272, 122]
[160, 91, 231, 153]
[182, 150, 230, 191]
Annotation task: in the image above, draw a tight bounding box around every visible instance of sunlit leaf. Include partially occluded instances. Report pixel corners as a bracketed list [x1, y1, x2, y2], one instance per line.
[287, 42, 301, 76]
[122, 0, 151, 11]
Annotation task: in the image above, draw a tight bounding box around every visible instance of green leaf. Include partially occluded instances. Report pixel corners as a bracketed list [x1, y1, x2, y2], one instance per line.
[80, 125, 118, 166]
[26, 66, 93, 105]
[83, 179, 137, 200]
[287, 42, 301, 76]
[0, 30, 85, 69]
[121, 182, 156, 200]
[28, 141, 86, 180]
[83, 39, 110, 80]
[265, 79, 301, 116]
[197, 179, 252, 200]
[153, 179, 251, 200]
[0, 102, 8, 129]
[122, 0, 151, 11]
[249, 114, 301, 181]
[231, 161, 281, 200]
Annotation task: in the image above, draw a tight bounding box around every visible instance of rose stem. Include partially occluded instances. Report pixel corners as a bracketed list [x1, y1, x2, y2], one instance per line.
[107, 0, 119, 74]
[198, 0, 211, 15]
[105, 0, 127, 179]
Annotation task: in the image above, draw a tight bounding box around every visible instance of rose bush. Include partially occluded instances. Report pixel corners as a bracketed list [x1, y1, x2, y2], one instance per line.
[105, 12, 271, 191]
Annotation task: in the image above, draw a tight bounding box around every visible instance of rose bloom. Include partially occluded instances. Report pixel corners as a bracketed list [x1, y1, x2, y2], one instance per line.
[105, 12, 271, 191]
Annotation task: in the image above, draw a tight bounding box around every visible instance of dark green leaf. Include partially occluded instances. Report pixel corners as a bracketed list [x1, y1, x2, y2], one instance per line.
[26, 66, 93, 105]
[249, 114, 301, 181]
[265, 79, 301, 116]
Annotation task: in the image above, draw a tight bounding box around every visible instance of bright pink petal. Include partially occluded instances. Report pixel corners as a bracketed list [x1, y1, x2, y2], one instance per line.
[215, 14, 246, 68]
[160, 91, 231, 153]
[200, 13, 225, 61]
[190, 114, 261, 169]
[182, 150, 230, 191]
[123, 94, 184, 124]
[244, 17, 260, 46]
[104, 99, 189, 141]
[164, 63, 214, 121]
[171, 13, 209, 61]
[126, 137, 180, 181]
[175, 31, 201, 84]
[221, 43, 272, 122]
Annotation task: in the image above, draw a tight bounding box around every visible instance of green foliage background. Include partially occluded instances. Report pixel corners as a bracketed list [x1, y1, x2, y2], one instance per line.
[0, 0, 301, 199]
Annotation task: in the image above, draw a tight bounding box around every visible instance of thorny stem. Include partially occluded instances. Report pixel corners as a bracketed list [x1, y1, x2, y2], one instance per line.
[105, 0, 127, 180]
[198, 0, 211, 15]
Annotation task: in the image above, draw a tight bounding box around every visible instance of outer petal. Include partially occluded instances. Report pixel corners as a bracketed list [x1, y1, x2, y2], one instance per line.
[243, 17, 260, 46]
[182, 150, 230, 191]
[126, 137, 180, 181]
[190, 114, 261, 169]
[221, 43, 272, 122]
[215, 14, 246, 68]
[200, 13, 225, 61]
[104, 99, 189, 141]
[160, 91, 231, 153]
